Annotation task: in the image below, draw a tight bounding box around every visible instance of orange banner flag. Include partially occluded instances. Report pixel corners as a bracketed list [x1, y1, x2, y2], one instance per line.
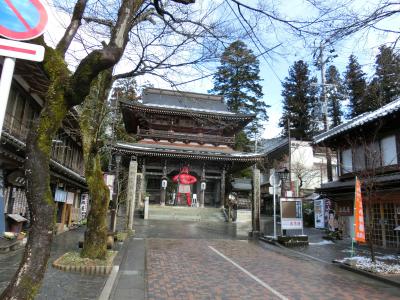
[354, 177, 366, 243]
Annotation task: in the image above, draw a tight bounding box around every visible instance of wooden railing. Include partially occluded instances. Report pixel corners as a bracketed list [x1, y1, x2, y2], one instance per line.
[3, 113, 30, 142]
[137, 128, 235, 145]
[2, 113, 84, 176]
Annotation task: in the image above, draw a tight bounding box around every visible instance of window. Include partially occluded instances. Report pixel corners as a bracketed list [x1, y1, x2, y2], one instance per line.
[366, 141, 381, 169]
[341, 149, 352, 174]
[353, 146, 366, 171]
[381, 135, 397, 166]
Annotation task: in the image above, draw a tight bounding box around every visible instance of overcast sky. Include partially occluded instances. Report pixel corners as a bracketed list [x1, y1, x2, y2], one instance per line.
[44, 0, 400, 140]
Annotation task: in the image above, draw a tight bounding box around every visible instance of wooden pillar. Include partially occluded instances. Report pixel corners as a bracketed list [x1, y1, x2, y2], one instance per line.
[251, 167, 261, 236]
[160, 161, 167, 206]
[200, 164, 205, 208]
[127, 157, 138, 231]
[60, 202, 67, 233]
[220, 167, 226, 208]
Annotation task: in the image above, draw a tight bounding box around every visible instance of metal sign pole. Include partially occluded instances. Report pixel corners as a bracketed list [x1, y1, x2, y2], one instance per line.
[0, 57, 15, 236]
[273, 183, 276, 238]
[0, 57, 16, 138]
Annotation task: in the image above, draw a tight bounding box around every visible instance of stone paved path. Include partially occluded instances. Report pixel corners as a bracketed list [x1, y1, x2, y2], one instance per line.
[0, 228, 108, 300]
[146, 238, 400, 300]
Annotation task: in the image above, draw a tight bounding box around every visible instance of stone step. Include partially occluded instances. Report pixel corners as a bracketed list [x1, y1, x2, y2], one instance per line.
[148, 205, 224, 222]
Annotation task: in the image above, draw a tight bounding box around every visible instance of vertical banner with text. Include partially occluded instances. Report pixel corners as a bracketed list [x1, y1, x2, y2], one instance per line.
[354, 177, 366, 243]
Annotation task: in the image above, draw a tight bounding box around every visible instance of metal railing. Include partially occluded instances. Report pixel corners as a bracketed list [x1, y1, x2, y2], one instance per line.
[137, 128, 235, 145]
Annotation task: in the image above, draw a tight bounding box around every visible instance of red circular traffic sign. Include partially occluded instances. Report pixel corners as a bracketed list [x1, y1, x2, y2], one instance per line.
[0, 0, 48, 41]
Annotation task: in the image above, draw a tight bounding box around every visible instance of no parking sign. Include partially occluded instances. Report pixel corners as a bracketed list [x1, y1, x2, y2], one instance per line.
[0, 0, 48, 40]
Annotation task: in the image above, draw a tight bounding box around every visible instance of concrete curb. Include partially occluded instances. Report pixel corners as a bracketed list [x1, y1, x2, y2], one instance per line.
[0, 239, 24, 253]
[332, 261, 400, 288]
[99, 265, 119, 300]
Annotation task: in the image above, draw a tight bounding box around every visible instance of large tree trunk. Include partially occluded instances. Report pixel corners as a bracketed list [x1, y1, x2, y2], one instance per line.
[81, 153, 110, 259]
[80, 70, 112, 259]
[1, 49, 69, 300]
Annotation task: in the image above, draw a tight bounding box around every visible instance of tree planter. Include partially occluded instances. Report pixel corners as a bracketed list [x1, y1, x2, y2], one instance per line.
[52, 251, 117, 275]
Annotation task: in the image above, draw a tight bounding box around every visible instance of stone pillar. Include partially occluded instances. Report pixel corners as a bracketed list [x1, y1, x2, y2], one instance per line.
[127, 157, 138, 231]
[160, 161, 167, 206]
[110, 155, 121, 232]
[200, 164, 205, 208]
[251, 167, 261, 236]
[220, 168, 226, 208]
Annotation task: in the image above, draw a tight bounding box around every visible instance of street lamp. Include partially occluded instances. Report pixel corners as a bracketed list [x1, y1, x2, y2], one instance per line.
[277, 167, 290, 183]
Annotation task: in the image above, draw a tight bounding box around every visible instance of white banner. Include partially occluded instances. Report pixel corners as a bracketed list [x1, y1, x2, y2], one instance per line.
[281, 218, 303, 230]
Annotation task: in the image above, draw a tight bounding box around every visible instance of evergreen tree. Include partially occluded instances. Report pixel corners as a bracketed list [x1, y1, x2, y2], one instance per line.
[326, 65, 345, 127]
[280, 60, 319, 139]
[210, 40, 269, 147]
[373, 45, 400, 106]
[344, 55, 367, 118]
[110, 78, 138, 142]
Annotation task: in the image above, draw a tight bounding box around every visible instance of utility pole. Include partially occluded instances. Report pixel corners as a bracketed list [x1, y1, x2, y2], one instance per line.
[287, 118, 292, 194]
[319, 41, 333, 182]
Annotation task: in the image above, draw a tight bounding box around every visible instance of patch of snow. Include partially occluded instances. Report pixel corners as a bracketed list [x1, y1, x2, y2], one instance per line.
[117, 143, 153, 150]
[143, 103, 237, 114]
[230, 152, 262, 157]
[338, 255, 400, 274]
[309, 240, 334, 246]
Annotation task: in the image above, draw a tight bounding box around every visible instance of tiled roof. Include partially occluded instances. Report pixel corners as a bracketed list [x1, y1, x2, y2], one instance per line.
[257, 137, 288, 154]
[143, 88, 228, 112]
[113, 142, 264, 162]
[314, 98, 400, 144]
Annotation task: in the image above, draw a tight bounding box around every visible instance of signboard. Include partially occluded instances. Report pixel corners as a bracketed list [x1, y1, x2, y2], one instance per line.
[54, 189, 67, 203]
[0, 0, 48, 40]
[103, 174, 115, 199]
[280, 197, 303, 230]
[354, 178, 365, 243]
[0, 38, 44, 61]
[80, 193, 89, 219]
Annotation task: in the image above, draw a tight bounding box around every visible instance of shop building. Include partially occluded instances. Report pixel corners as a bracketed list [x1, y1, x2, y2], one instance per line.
[314, 99, 400, 248]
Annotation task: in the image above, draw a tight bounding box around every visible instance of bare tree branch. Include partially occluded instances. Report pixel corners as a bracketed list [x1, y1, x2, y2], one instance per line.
[56, 0, 88, 55]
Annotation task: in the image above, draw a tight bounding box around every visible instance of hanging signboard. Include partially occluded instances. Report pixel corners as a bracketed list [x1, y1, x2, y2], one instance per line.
[280, 197, 303, 230]
[354, 177, 366, 243]
[54, 189, 67, 203]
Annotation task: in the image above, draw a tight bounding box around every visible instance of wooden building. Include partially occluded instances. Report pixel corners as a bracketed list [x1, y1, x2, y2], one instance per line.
[113, 88, 264, 209]
[0, 60, 87, 234]
[314, 99, 400, 248]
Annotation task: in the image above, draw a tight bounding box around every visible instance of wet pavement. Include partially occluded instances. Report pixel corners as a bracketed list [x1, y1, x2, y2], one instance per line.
[112, 218, 400, 300]
[0, 227, 108, 300]
[1, 216, 400, 299]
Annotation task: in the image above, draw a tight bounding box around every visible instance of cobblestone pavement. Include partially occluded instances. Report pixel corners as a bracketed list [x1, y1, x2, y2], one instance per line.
[146, 237, 400, 300]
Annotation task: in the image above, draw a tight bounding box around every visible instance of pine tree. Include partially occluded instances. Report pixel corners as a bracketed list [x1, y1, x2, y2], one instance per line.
[344, 55, 367, 118]
[210, 40, 269, 147]
[326, 65, 345, 127]
[373, 45, 400, 105]
[280, 60, 319, 139]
